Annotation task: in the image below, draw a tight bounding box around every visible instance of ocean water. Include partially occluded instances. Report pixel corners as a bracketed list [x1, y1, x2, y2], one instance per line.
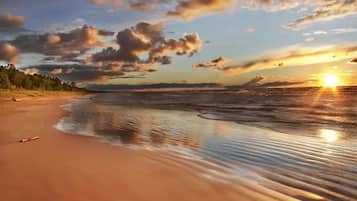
[57, 87, 357, 201]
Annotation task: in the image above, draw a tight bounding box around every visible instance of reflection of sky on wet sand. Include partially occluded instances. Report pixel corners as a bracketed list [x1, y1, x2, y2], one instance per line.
[58, 96, 357, 201]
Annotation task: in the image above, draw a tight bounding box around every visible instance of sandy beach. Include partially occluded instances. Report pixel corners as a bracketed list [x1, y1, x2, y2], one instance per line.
[0, 96, 254, 201]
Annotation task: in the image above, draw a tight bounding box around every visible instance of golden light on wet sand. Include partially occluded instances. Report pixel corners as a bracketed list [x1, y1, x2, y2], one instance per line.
[319, 129, 340, 142]
[323, 74, 340, 88]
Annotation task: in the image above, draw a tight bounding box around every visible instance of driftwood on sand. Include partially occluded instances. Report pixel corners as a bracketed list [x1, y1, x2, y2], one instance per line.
[11, 97, 21, 102]
[19, 136, 40, 143]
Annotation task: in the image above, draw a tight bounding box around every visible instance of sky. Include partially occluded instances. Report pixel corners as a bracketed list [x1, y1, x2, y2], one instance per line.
[0, 0, 356, 87]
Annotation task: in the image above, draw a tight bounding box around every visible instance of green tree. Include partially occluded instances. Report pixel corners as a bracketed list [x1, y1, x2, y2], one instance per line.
[13, 72, 24, 88]
[22, 77, 33, 89]
[0, 72, 11, 89]
[0, 64, 81, 91]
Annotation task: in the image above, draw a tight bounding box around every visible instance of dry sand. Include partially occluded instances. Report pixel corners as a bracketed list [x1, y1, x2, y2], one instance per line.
[0, 96, 254, 201]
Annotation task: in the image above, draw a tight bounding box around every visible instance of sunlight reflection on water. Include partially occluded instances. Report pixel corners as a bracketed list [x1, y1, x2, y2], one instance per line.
[319, 129, 341, 143]
[56, 93, 357, 201]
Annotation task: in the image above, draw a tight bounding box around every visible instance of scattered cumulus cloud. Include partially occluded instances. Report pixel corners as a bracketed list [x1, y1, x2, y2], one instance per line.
[303, 28, 357, 37]
[193, 56, 230, 69]
[304, 37, 315, 42]
[51, 68, 63, 75]
[287, 0, 357, 29]
[245, 27, 255, 33]
[89, 22, 203, 66]
[0, 25, 114, 62]
[166, 0, 236, 20]
[87, 0, 357, 29]
[0, 12, 26, 33]
[0, 43, 19, 63]
[90, 0, 125, 7]
[23, 67, 40, 75]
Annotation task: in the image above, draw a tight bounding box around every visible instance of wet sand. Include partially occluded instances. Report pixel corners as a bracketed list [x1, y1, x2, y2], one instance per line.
[0, 96, 253, 201]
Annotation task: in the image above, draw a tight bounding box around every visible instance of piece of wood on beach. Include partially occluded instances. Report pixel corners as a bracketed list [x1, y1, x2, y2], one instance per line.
[11, 96, 22, 102]
[19, 136, 40, 143]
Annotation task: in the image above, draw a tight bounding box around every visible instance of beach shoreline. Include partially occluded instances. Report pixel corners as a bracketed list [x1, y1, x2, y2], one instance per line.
[0, 95, 255, 201]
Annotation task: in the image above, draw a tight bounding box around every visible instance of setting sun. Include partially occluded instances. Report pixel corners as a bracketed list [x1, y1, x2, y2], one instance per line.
[323, 74, 340, 88]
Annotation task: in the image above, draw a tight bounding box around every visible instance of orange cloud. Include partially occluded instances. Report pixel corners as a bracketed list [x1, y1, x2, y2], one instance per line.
[288, 0, 357, 29]
[47, 34, 61, 44]
[167, 0, 236, 20]
[90, 22, 203, 65]
[0, 43, 19, 63]
[193, 56, 230, 69]
[2, 25, 114, 61]
[51, 68, 63, 75]
[23, 68, 39, 75]
[90, 0, 124, 7]
[0, 13, 25, 28]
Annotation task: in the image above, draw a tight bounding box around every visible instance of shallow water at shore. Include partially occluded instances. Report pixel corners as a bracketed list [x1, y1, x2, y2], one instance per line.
[57, 89, 357, 201]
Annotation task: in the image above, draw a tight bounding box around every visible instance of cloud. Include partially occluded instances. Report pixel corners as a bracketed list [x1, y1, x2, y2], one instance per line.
[51, 68, 63, 75]
[0, 43, 19, 63]
[166, 0, 236, 20]
[89, 0, 174, 11]
[0, 12, 26, 33]
[304, 37, 315, 42]
[22, 62, 157, 84]
[166, 0, 357, 28]
[245, 27, 255, 33]
[87, 0, 356, 28]
[89, 22, 203, 66]
[22, 64, 122, 84]
[203, 44, 357, 74]
[330, 28, 357, 34]
[90, 0, 125, 7]
[23, 68, 39, 75]
[193, 56, 230, 69]
[47, 34, 61, 44]
[288, 0, 357, 29]
[1, 25, 114, 62]
[130, 0, 173, 11]
[303, 28, 357, 37]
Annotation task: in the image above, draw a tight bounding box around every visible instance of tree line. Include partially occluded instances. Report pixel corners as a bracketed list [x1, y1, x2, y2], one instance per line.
[0, 64, 80, 91]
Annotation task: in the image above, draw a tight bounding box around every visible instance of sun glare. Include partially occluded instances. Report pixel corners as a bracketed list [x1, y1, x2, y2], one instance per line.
[319, 129, 340, 143]
[323, 74, 340, 88]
